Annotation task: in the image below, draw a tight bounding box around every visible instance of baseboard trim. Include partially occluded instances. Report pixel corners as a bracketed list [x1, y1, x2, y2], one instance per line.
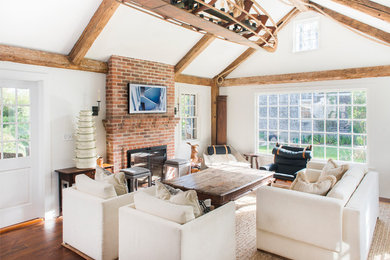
[62, 243, 94, 260]
[379, 197, 390, 203]
[0, 218, 43, 234]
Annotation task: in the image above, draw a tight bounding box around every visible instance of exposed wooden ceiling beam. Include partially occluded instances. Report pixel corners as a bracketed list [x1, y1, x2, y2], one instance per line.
[175, 74, 213, 86]
[0, 45, 108, 74]
[214, 8, 300, 82]
[329, 0, 390, 23]
[310, 1, 390, 44]
[222, 65, 390, 86]
[174, 33, 215, 75]
[288, 0, 309, 12]
[68, 0, 120, 64]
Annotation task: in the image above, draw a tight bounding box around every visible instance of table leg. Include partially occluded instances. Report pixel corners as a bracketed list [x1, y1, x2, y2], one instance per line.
[135, 179, 138, 191]
[148, 175, 152, 187]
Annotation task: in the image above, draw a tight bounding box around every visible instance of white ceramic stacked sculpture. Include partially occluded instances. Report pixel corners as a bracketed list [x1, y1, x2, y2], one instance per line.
[75, 110, 97, 169]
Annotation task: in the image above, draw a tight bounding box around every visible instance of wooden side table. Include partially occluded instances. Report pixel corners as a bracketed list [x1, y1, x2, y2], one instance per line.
[55, 164, 114, 212]
[243, 153, 261, 169]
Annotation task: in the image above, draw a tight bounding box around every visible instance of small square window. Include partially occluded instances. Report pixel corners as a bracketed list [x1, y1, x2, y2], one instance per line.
[293, 18, 319, 52]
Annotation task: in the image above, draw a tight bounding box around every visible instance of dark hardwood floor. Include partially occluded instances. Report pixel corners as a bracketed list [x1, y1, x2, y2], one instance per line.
[0, 217, 83, 260]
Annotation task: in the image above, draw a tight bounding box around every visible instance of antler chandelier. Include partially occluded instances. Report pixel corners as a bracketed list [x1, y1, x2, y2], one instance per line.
[119, 0, 279, 51]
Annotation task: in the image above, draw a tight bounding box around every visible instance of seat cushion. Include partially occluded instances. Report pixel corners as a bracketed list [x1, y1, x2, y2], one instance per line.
[327, 166, 367, 205]
[75, 174, 117, 199]
[134, 192, 195, 224]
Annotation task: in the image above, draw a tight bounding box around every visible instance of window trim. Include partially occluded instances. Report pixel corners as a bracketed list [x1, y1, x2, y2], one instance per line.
[180, 92, 199, 142]
[255, 88, 368, 164]
[293, 17, 320, 53]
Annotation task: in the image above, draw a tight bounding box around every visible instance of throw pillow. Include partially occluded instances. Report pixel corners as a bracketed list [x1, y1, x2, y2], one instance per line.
[155, 181, 181, 200]
[291, 171, 337, 196]
[95, 166, 128, 196]
[169, 190, 203, 217]
[320, 159, 349, 182]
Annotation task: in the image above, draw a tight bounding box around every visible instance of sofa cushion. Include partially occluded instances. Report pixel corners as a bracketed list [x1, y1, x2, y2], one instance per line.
[291, 171, 336, 196]
[327, 166, 366, 205]
[95, 166, 128, 196]
[75, 174, 117, 199]
[320, 159, 349, 181]
[134, 192, 195, 224]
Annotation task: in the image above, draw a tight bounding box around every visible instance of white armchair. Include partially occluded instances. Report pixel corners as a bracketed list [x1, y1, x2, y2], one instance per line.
[62, 175, 136, 260]
[118, 200, 236, 260]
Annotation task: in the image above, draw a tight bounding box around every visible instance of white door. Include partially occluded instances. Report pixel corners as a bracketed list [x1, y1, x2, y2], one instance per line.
[0, 80, 42, 228]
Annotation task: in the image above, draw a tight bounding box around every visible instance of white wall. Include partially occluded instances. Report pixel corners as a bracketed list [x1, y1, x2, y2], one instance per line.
[0, 61, 106, 216]
[220, 77, 390, 198]
[174, 83, 211, 160]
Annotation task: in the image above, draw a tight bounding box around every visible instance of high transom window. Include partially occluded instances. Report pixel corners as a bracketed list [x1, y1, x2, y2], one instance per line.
[257, 90, 367, 163]
[180, 94, 198, 140]
[294, 18, 319, 52]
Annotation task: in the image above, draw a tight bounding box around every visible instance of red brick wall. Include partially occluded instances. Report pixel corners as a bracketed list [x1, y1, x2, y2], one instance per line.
[105, 55, 179, 172]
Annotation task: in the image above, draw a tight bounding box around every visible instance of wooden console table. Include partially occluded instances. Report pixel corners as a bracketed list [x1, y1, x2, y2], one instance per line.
[55, 164, 113, 212]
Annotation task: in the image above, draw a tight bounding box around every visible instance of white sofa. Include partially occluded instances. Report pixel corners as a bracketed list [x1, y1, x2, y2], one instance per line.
[118, 186, 236, 260]
[62, 175, 135, 260]
[256, 161, 379, 260]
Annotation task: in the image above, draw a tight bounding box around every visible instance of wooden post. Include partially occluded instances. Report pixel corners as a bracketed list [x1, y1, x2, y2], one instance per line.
[216, 96, 227, 145]
[211, 81, 219, 145]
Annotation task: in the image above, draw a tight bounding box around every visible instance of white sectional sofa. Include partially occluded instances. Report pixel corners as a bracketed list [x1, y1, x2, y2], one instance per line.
[256, 161, 379, 260]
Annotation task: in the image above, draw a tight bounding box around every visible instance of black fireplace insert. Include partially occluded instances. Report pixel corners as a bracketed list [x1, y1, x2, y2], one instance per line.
[126, 145, 167, 180]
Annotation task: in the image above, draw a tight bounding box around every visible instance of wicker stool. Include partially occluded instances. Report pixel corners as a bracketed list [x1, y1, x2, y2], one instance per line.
[120, 167, 152, 192]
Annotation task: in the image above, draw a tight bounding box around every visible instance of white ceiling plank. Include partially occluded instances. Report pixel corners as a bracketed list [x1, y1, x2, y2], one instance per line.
[181, 38, 248, 78]
[85, 5, 204, 65]
[0, 0, 103, 54]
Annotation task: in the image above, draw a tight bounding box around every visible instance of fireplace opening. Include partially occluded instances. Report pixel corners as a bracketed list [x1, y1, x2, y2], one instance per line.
[126, 145, 167, 181]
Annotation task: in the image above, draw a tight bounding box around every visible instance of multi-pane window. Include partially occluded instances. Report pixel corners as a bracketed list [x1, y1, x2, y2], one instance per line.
[181, 94, 197, 140]
[0, 88, 31, 159]
[294, 18, 319, 52]
[257, 90, 367, 163]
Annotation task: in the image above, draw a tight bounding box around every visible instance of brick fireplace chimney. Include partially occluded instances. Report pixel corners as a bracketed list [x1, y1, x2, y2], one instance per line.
[104, 55, 179, 172]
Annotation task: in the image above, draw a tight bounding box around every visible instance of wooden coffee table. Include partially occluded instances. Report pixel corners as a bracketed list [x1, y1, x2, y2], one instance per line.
[163, 165, 274, 207]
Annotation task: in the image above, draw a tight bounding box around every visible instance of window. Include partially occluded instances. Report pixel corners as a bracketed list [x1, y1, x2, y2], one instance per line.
[294, 18, 319, 52]
[180, 94, 198, 140]
[257, 90, 367, 163]
[1, 88, 31, 159]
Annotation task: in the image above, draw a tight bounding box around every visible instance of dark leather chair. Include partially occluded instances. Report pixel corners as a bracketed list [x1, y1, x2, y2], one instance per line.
[260, 144, 312, 181]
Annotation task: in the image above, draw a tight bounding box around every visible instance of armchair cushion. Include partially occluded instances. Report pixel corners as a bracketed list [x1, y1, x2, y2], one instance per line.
[134, 192, 195, 224]
[75, 174, 116, 199]
[291, 171, 336, 196]
[95, 167, 128, 196]
[260, 163, 278, 172]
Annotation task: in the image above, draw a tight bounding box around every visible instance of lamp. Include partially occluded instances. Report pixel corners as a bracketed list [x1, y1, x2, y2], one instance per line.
[92, 89, 101, 116]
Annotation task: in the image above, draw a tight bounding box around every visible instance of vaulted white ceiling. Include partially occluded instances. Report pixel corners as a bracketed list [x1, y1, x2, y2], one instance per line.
[0, 0, 389, 79]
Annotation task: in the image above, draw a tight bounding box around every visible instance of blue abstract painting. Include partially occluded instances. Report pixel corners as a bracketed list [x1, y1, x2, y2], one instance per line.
[129, 84, 167, 113]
